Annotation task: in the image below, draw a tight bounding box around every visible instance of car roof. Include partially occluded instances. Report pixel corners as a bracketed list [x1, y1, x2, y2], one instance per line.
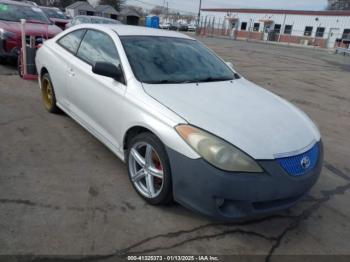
[87, 24, 194, 39]
[0, 0, 33, 7]
[40, 6, 60, 10]
[75, 15, 115, 21]
[66, 24, 194, 40]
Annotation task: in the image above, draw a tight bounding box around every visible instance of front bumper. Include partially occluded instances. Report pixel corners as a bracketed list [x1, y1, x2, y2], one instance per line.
[0, 39, 20, 59]
[166, 141, 323, 221]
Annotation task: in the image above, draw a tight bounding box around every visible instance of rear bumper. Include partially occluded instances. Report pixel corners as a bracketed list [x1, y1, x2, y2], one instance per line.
[166, 141, 323, 221]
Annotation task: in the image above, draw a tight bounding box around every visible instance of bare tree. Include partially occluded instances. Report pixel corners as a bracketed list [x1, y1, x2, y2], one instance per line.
[126, 5, 145, 16]
[327, 0, 350, 10]
[150, 5, 165, 15]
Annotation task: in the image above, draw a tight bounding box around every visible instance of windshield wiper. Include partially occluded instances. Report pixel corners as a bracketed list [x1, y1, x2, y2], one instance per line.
[197, 77, 233, 83]
[145, 77, 234, 84]
[146, 79, 193, 84]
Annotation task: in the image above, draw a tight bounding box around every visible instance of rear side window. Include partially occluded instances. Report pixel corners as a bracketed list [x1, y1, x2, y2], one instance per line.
[76, 30, 120, 67]
[74, 17, 90, 25]
[57, 29, 86, 54]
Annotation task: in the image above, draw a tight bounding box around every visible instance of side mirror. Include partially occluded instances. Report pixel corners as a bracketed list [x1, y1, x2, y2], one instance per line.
[225, 61, 234, 69]
[92, 62, 125, 84]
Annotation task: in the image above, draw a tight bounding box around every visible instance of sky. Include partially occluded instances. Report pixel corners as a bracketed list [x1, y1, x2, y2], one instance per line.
[126, 0, 329, 14]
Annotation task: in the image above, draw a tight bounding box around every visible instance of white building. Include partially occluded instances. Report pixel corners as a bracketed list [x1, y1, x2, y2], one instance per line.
[200, 8, 350, 48]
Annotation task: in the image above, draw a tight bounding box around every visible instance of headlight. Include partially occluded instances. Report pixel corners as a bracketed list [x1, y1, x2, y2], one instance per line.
[175, 125, 263, 173]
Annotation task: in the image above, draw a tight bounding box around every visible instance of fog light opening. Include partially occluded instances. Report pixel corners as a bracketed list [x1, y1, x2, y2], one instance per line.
[215, 197, 225, 208]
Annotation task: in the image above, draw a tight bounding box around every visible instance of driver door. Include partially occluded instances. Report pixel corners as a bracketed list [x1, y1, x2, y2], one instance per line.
[66, 29, 127, 150]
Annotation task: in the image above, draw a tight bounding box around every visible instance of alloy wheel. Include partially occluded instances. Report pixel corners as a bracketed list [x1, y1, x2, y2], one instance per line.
[128, 142, 164, 199]
[41, 77, 54, 110]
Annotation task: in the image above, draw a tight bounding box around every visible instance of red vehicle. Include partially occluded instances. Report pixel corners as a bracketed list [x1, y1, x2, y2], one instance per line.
[0, 0, 62, 63]
[40, 6, 70, 30]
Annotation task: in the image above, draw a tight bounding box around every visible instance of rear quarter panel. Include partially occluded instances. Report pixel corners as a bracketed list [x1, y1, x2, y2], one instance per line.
[36, 39, 70, 108]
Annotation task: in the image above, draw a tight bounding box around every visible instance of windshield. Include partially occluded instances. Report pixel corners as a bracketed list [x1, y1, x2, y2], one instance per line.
[42, 8, 67, 19]
[0, 3, 51, 24]
[120, 36, 235, 84]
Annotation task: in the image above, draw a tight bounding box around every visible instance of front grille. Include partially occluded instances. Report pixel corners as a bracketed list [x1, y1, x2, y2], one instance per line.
[277, 143, 319, 176]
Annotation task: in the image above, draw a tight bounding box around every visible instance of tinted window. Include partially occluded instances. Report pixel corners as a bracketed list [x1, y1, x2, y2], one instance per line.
[42, 8, 67, 19]
[342, 29, 350, 39]
[284, 25, 293, 34]
[241, 22, 247, 31]
[90, 17, 119, 24]
[57, 29, 86, 54]
[0, 3, 51, 24]
[253, 23, 260, 32]
[304, 26, 313, 36]
[316, 27, 325, 37]
[274, 24, 281, 33]
[77, 30, 120, 66]
[73, 17, 90, 25]
[120, 36, 235, 84]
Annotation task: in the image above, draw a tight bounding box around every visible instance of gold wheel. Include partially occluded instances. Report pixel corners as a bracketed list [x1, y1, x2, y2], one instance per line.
[41, 77, 54, 111]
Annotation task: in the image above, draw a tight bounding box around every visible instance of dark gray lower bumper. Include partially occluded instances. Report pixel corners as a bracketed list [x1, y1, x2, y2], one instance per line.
[166, 141, 323, 221]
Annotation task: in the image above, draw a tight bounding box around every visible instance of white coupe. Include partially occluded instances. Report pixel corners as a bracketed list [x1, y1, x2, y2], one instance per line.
[35, 24, 323, 220]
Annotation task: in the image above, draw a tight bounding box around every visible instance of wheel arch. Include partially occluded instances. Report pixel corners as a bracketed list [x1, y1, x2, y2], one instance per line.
[40, 67, 49, 79]
[123, 125, 157, 152]
[122, 119, 199, 161]
[37, 66, 50, 90]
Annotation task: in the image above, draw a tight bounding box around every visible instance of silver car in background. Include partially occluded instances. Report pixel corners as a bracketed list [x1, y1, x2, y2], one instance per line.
[65, 15, 122, 29]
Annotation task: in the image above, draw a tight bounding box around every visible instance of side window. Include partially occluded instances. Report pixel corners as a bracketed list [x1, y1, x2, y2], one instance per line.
[274, 24, 281, 34]
[76, 30, 120, 67]
[253, 23, 260, 32]
[343, 29, 350, 39]
[284, 25, 293, 34]
[316, 27, 325, 37]
[304, 26, 313, 36]
[74, 17, 87, 25]
[73, 18, 80, 25]
[57, 29, 85, 54]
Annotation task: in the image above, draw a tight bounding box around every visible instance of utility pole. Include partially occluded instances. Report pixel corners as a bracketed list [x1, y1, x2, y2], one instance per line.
[197, 0, 202, 26]
[166, 1, 169, 22]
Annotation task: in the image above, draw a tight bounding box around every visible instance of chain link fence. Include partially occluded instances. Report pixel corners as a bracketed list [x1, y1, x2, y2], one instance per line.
[197, 16, 350, 50]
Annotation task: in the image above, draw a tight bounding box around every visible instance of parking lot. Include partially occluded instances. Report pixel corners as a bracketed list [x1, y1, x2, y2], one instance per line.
[1, 36, 350, 261]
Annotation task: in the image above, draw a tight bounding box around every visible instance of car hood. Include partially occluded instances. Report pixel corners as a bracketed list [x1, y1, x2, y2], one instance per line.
[143, 79, 321, 160]
[0, 20, 62, 37]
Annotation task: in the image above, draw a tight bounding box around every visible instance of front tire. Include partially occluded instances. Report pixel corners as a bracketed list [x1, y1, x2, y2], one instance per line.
[126, 132, 173, 205]
[41, 72, 60, 114]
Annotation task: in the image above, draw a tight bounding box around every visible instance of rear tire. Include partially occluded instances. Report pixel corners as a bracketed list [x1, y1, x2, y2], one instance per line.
[41, 72, 60, 114]
[126, 132, 173, 205]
